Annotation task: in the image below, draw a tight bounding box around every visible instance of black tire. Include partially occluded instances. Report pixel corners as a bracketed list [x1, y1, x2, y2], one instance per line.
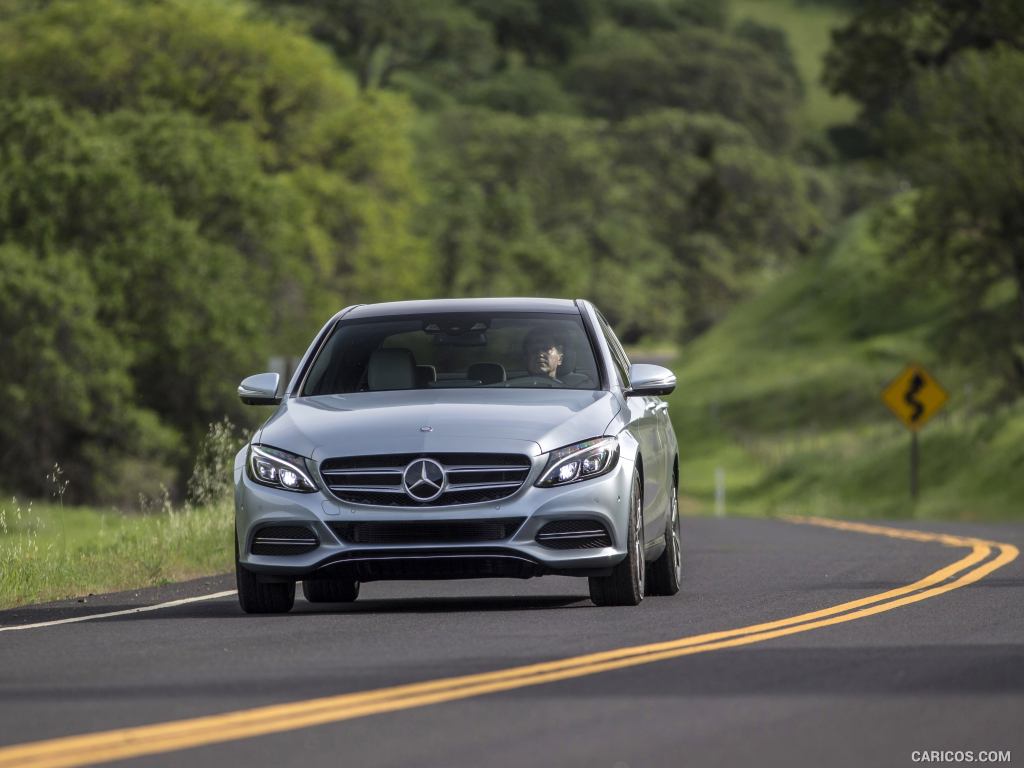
[235, 532, 295, 614]
[646, 482, 681, 596]
[302, 577, 360, 603]
[589, 470, 645, 606]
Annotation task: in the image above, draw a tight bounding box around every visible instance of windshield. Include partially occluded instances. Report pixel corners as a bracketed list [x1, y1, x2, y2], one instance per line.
[301, 312, 601, 395]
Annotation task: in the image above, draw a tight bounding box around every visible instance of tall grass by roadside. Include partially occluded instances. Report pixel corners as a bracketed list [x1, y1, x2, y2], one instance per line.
[0, 420, 243, 610]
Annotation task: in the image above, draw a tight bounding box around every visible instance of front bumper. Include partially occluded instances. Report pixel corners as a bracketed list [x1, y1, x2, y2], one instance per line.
[234, 452, 634, 581]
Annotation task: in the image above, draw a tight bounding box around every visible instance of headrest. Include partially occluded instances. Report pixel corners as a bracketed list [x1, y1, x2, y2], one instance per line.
[367, 348, 416, 391]
[467, 362, 506, 385]
[557, 342, 577, 377]
[415, 364, 437, 388]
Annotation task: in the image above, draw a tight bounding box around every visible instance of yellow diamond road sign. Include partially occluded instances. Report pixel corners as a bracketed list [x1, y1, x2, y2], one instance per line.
[881, 364, 949, 431]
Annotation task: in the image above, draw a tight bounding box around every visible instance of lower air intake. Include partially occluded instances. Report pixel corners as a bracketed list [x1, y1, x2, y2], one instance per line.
[535, 519, 612, 549]
[251, 525, 319, 556]
[328, 518, 525, 545]
[318, 551, 542, 581]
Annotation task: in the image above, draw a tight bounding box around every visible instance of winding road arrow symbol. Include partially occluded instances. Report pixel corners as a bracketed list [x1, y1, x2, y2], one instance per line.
[904, 373, 926, 423]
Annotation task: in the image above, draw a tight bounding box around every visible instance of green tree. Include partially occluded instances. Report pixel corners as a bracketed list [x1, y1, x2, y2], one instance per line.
[566, 22, 802, 148]
[883, 47, 1024, 387]
[0, 244, 178, 502]
[824, 0, 1024, 128]
[421, 102, 833, 342]
[461, 0, 596, 67]
[0, 1, 432, 499]
[263, 0, 496, 91]
[613, 109, 835, 334]
[826, 1, 1024, 388]
[458, 67, 577, 116]
[420, 107, 685, 341]
[0, 97, 292, 483]
[0, 0, 434, 309]
[599, 0, 730, 31]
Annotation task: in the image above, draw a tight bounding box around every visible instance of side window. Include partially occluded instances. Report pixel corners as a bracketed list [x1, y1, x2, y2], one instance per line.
[597, 312, 631, 388]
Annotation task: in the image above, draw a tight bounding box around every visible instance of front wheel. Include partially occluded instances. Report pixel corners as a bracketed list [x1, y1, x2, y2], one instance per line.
[589, 470, 645, 606]
[235, 532, 295, 614]
[646, 483, 681, 596]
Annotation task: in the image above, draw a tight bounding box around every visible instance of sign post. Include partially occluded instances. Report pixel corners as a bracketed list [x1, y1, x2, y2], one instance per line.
[910, 431, 919, 501]
[881, 364, 949, 502]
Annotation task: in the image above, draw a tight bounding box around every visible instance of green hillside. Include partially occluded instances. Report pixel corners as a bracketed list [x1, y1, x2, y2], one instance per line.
[668, 211, 1024, 521]
[732, 0, 858, 132]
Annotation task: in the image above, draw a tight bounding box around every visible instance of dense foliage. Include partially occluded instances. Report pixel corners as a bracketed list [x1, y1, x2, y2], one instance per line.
[0, 0, 835, 502]
[826, 0, 1024, 391]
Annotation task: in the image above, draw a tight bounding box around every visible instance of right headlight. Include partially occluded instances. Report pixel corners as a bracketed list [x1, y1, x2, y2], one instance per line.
[247, 444, 318, 493]
[536, 436, 620, 487]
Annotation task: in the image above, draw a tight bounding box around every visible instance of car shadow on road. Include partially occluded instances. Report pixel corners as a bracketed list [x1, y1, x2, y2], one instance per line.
[293, 594, 590, 614]
[59, 593, 591, 622]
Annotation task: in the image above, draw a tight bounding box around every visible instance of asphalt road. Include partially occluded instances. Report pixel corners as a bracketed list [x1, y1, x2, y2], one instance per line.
[1, 516, 1022, 768]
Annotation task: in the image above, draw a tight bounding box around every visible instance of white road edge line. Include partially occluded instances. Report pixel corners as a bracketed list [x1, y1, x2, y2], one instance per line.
[0, 590, 237, 632]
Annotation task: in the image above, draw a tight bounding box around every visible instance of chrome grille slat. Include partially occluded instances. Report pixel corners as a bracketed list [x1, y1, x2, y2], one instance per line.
[445, 466, 530, 474]
[444, 481, 522, 492]
[322, 468, 403, 477]
[320, 453, 532, 507]
[324, 485, 406, 494]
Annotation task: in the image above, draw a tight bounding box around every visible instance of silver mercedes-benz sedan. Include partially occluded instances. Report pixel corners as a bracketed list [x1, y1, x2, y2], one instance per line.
[233, 298, 680, 613]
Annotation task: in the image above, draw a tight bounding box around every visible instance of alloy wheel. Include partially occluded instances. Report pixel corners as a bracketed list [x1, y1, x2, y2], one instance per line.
[670, 486, 681, 583]
[633, 481, 645, 595]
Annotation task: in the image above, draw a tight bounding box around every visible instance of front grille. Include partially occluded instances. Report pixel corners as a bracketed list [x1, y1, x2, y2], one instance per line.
[320, 453, 532, 507]
[328, 518, 525, 545]
[251, 525, 319, 556]
[535, 519, 612, 549]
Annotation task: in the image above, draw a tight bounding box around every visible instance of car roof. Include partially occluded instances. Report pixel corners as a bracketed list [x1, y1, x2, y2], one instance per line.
[343, 297, 582, 319]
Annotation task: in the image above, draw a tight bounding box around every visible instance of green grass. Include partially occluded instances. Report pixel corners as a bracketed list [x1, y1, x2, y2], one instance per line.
[732, 0, 858, 133]
[667, 210, 1024, 521]
[0, 496, 233, 609]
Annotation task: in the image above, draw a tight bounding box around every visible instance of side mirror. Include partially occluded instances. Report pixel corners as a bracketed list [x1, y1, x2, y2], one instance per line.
[238, 372, 281, 405]
[625, 364, 676, 397]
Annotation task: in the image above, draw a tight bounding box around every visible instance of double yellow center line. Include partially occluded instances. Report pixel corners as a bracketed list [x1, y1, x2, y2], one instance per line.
[0, 517, 1017, 768]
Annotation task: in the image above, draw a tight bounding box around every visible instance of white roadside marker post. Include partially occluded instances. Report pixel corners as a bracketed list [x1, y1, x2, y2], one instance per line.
[714, 467, 726, 517]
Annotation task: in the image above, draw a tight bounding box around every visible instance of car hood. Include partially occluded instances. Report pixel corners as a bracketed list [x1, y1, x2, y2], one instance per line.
[256, 389, 622, 460]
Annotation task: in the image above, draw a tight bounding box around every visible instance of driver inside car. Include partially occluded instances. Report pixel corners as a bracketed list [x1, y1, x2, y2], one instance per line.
[523, 328, 566, 381]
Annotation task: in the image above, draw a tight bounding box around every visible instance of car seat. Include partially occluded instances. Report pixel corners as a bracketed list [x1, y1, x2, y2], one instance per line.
[415, 365, 437, 388]
[367, 348, 416, 391]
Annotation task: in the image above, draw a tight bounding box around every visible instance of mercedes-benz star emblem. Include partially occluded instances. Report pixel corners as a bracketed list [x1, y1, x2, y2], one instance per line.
[402, 458, 446, 502]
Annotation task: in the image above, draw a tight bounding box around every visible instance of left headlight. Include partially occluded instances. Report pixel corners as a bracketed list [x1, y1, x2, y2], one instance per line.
[247, 445, 318, 493]
[536, 436, 620, 487]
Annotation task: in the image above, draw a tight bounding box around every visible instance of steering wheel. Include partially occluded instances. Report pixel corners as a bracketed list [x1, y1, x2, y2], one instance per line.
[504, 375, 565, 388]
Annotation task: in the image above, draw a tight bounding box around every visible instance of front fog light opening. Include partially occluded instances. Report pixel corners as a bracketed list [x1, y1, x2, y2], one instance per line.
[537, 437, 619, 487]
